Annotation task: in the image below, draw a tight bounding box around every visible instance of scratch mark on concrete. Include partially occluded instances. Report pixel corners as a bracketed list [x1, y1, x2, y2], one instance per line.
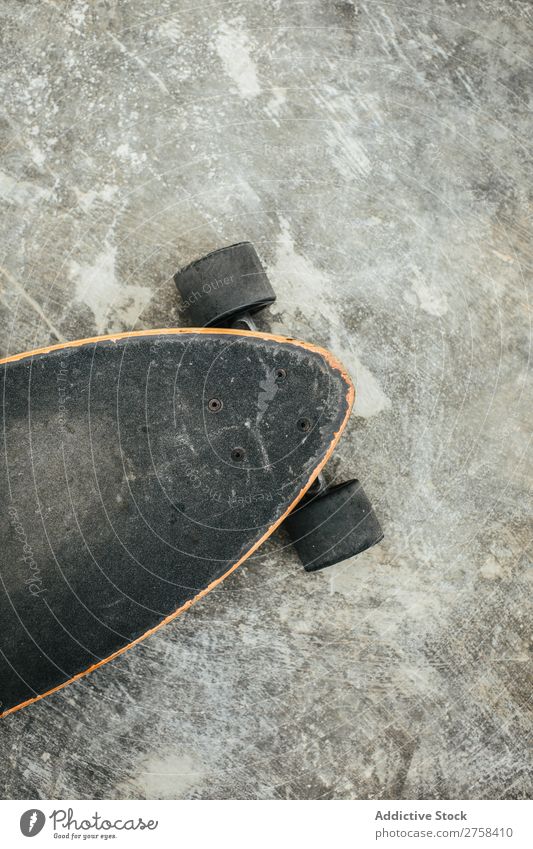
[69, 243, 152, 334]
[410, 267, 448, 317]
[108, 32, 170, 95]
[215, 21, 261, 99]
[0, 171, 51, 205]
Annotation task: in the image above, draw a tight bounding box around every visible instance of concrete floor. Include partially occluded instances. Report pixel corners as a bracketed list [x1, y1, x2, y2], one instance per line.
[0, 0, 531, 799]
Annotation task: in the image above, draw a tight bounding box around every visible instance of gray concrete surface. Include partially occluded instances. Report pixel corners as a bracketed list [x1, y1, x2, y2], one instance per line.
[0, 0, 531, 799]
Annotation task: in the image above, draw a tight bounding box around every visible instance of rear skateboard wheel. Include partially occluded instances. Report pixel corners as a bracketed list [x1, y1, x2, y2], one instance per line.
[174, 242, 276, 327]
[284, 479, 383, 572]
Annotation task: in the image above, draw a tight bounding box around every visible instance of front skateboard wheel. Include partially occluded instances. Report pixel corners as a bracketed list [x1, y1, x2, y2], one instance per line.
[284, 479, 383, 571]
[174, 242, 276, 327]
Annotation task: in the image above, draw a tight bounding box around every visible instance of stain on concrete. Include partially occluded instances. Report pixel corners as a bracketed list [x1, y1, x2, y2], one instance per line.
[0, 0, 531, 801]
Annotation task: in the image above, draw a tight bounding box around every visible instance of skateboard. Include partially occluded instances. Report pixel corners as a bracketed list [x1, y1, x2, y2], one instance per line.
[0, 243, 382, 719]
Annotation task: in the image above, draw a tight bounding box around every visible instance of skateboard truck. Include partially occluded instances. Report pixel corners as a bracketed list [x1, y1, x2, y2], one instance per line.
[174, 242, 383, 571]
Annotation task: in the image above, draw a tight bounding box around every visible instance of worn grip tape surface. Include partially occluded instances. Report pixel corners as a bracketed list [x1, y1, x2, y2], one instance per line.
[0, 329, 353, 718]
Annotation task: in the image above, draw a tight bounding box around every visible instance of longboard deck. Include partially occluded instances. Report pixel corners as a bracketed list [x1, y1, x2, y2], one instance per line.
[0, 329, 353, 718]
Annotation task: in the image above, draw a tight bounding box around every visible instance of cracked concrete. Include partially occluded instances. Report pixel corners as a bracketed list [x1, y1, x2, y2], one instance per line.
[0, 0, 531, 799]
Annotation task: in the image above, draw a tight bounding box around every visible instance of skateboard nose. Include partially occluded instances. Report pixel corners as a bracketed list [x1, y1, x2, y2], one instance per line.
[199, 335, 345, 476]
[174, 242, 276, 328]
[0, 328, 355, 719]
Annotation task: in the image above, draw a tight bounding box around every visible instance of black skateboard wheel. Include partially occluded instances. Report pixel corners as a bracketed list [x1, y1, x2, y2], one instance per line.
[174, 242, 276, 327]
[284, 479, 383, 571]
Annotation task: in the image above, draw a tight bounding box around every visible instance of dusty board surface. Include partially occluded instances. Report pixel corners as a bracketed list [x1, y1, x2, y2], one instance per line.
[0, 0, 531, 801]
[0, 330, 352, 716]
